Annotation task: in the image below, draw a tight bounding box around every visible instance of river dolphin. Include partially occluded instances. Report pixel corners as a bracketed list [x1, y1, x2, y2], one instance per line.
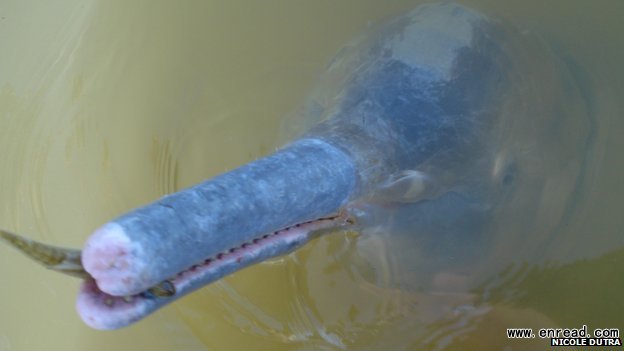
[0, 3, 589, 330]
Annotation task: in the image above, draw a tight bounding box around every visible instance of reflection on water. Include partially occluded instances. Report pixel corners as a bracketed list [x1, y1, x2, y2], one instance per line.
[0, 0, 622, 350]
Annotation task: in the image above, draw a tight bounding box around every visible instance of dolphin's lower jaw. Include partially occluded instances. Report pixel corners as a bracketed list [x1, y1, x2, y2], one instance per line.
[77, 213, 353, 330]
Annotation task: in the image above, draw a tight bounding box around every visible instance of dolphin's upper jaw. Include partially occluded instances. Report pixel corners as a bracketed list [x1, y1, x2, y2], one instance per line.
[76, 213, 353, 330]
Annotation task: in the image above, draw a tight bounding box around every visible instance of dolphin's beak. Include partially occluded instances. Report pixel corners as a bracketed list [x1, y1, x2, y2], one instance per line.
[77, 138, 358, 330]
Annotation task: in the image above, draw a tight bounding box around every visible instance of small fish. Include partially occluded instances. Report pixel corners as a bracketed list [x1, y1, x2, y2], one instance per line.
[0, 229, 88, 279]
[0, 228, 175, 297]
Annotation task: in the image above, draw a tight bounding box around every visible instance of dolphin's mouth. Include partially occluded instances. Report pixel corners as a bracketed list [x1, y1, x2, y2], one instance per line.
[76, 213, 354, 330]
[0, 138, 357, 330]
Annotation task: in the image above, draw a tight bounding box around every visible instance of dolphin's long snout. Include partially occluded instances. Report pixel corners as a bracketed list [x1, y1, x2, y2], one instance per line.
[77, 139, 357, 329]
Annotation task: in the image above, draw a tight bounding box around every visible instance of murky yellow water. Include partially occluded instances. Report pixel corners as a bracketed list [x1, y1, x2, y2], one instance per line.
[0, 0, 622, 350]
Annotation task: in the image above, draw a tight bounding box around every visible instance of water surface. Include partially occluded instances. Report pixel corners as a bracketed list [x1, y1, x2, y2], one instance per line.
[0, 1, 622, 350]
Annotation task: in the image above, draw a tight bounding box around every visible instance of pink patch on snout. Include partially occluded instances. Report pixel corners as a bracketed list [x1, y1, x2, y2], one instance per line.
[82, 223, 147, 296]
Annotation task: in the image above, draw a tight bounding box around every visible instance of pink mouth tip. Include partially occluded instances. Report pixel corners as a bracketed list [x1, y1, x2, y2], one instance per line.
[76, 280, 148, 330]
[82, 223, 147, 296]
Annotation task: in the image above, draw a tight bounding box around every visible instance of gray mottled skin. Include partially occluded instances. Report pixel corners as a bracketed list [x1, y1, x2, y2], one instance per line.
[100, 5, 505, 292]
[97, 3, 503, 292]
[305, 4, 503, 196]
[81, 2, 589, 328]
[111, 138, 356, 288]
[95, 4, 501, 291]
